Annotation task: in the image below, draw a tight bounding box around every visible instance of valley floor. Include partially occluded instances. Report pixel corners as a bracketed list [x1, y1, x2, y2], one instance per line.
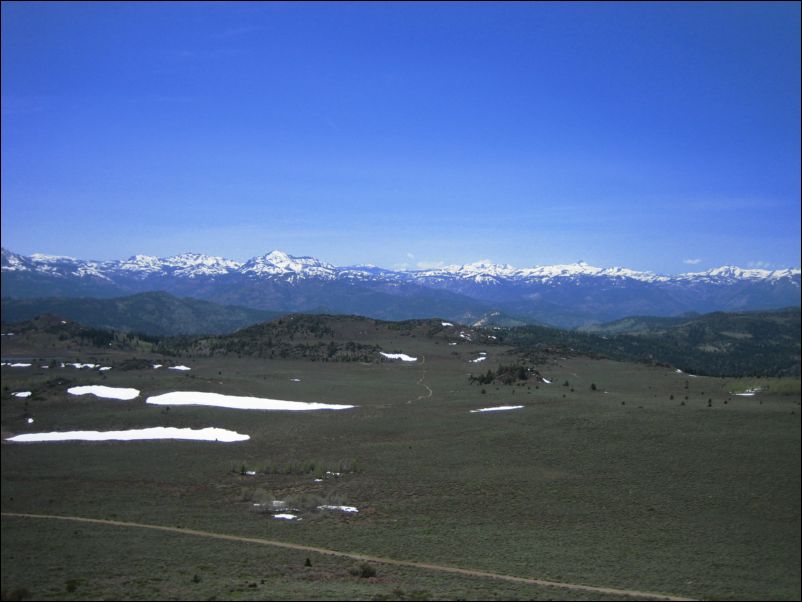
[2, 340, 800, 601]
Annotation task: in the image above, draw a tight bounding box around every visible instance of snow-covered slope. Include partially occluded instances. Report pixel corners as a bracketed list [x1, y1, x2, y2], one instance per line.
[2, 247, 799, 326]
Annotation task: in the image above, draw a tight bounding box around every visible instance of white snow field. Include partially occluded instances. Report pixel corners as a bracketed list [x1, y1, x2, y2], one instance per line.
[379, 352, 417, 362]
[67, 385, 140, 401]
[470, 405, 524, 413]
[6, 427, 250, 443]
[146, 391, 354, 411]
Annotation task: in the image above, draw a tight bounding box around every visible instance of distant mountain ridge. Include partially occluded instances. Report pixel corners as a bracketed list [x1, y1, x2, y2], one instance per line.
[2, 247, 799, 327]
[1, 292, 282, 336]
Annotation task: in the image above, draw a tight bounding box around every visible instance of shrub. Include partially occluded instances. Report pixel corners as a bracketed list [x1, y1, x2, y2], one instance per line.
[349, 563, 376, 578]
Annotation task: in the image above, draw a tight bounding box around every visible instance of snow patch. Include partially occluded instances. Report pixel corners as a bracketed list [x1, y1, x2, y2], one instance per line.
[169, 365, 191, 371]
[7, 427, 250, 443]
[153, 364, 163, 369]
[273, 513, 300, 520]
[318, 505, 358, 513]
[8, 363, 31, 368]
[441, 322, 454, 327]
[98, 366, 112, 371]
[470, 405, 524, 413]
[146, 391, 354, 411]
[379, 352, 417, 362]
[12, 391, 32, 398]
[68, 385, 140, 401]
[470, 356, 487, 363]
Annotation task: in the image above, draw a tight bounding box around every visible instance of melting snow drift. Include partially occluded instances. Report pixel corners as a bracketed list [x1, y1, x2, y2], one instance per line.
[379, 352, 417, 362]
[318, 505, 358, 513]
[146, 391, 354, 411]
[7, 427, 250, 443]
[68, 385, 140, 401]
[470, 405, 524, 413]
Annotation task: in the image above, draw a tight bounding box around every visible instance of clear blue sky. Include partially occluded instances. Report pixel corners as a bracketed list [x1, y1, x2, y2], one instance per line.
[2, 2, 800, 273]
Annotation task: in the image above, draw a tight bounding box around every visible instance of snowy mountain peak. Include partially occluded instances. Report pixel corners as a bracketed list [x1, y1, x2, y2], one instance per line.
[1, 248, 30, 271]
[29, 253, 78, 262]
[681, 266, 778, 282]
[240, 250, 336, 279]
[118, 255, 164, 273]
[163, 253, 241, 276]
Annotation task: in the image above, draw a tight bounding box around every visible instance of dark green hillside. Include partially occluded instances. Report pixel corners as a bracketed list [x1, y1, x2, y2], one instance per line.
[1, 314, 159, 357]
[157, 314, 495, 362]
[1, 292, 282, 336]
[503, 307, 801, 377]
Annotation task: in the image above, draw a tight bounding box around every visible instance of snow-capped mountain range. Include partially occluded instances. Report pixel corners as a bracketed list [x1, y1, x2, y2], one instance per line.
[2, 247, 799, 327]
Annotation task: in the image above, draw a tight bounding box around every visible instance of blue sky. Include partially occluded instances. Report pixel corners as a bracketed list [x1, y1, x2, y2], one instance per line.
[2, 2, 800, 273]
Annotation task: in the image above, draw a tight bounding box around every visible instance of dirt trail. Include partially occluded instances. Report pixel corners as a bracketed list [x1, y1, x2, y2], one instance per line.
[2, 512, 696, 601]
[407, 355, 433, 403]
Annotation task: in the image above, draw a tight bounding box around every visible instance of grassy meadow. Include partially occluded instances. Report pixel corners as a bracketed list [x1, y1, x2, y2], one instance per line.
[2, 325, 800, 600]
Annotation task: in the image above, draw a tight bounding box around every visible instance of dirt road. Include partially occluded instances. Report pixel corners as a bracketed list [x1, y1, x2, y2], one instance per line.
[2, 511, 696, 601]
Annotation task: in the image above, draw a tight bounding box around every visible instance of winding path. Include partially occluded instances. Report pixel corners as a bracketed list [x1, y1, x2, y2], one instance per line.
[2, 512, 696, 601]
[407, 355, 433, 403]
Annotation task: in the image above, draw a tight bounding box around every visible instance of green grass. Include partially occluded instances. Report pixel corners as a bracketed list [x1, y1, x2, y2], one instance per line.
[2, 332, 800, 600]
